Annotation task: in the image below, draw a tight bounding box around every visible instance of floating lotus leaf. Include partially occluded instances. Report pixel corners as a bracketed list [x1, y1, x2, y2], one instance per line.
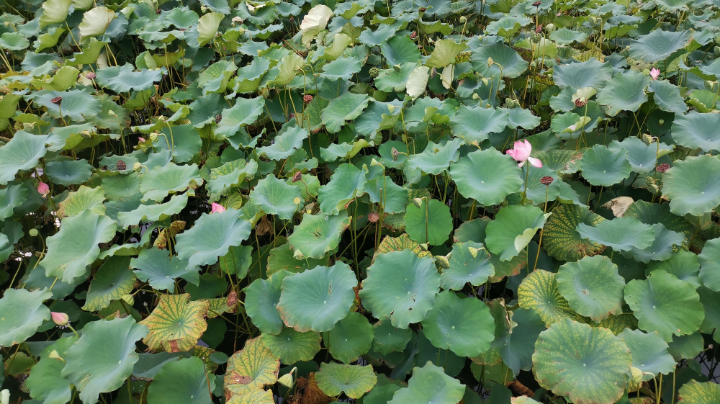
[518, 269, 581, 326]
[176, 209, 252, 267]
[449, 106, 509, 144]
[262, 327, 322, 365]
[328, 312, 374, 363]
[629, 29, 691, 63]
[224, 337, 279, 396]
[96, 64, 162, 93]
[579, 145, 632, 186]
[321, 92, 370, 133]
[404, 198, 453, 246]
[553, 58, 613, 89]
[82, 256, 136, 311]
[577, 217, 655, 252]
[486, 205, 547, 261]
[441, 241, 495, 290]
[316, 362, 377, 399]
[45, 159, 93, 186]
[556, 256, 625, 321]
[387, 362, 465, 404]
[450, 148, 523, 206]
[140, 293, 209, 352]
[26, 335, 77, 404]
[131, 248, 199, 291]
[287, 211, 351, 259]
[662, 155, 720, 216]
[317, 163, 367, 215]
[618, 329, 675, 380]
[597, 71, 648, 116]
[699, 237, 720, 292]
[0, 288, 52, 347]
[0, 131, 48, 185]
[671, 111, 720, 152]
[147, 357, 215, 404]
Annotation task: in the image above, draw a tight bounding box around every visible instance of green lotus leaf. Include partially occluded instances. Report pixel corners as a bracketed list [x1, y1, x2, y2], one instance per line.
[426, 39, 467, 69]
[232, 56, 270, 93]
[207, 159, 258, 202]
[131, 247, 199, 292]
[249, 174, 301, 220]
[486, 15, 532, 36]
[328, 311, 374, 363]
[219, 244, 252, 278]
[421, 291, 495, 357]
[196, 12, 224, 47]
[649, 79, 688, 114]
[553, 58, 613, 89]
[360, 250, 440, 329]
[629, 29, 691, 63]
[321, 92, 370, 133]
[96, 64, 161, 94]
[647, 250, 701, 288]
[0, 288, 52, 347]
[371, 320, 412, 355]
[266, 243, 329, 276]
[269, 53, 304, 85]
[198, 60, 236, 95]
[518, 269, 581, 326]
[577, 217, 655, 252]
[407, 138, 462, 175]
[62, 316, 148, 404]
[315, 362, 376, 399]
[549, 28, 587, 45]
[0, 131, 48, 185]
[321, 56, 362, 80]
[597, 71, 648, 116]
[0, 183, 27, 220]
[82, 256, 135, 311]
[40, 210, 116, 283]
[629, 223, 685, 263]
[471, 42, 528, 78]
[262, 327, 322, 365]
[608, 137, 671, 174]
[45, 159, 93, 186]
[387, 362, 465, 404]
[140, 293, 209, 352]
[317, 163, 367, 215]
[532, 319, 631, 404]
[441, 241, 495, 290]
[618, 329, 675, 380]
[623, 200, 694, 238]
[155, 124, 202, 163]
[501, 308, 545, 375]
[40, 0, 71, 27]
[0, 32, 29, 50]
[699, 237, 720, 292]
[57, 185, 105, 218]
[556, 256, 625, 321]
[287, 211, 351, 259]
[224, 337, 279, 396]
[579, 144, 632, 186]
[364, 176, 409, 214]
[358, 24, 397, 47]
[449, 106, 509, 144]
[244, 271, 288, 335]
[670, 111, 720, 152]
[176, 209, 252, 267]
[276, 262, 357, 332]
[404, 198, 453, 246]
[450, 148, 523, 206]
[320, 140, 371, 162]
[625, 270, 704, 342]
[226, 389, 274, 404]
[677, 380, 720, 404]
[654, 0, 692, 10]
[117, 193, 188, 229]
[216, 97, 265, 138]
[147, 357, 214, 404]
[140, 163, 202, 202]
[662, 155, 720, 216]
[380, 35, 421, 66]
[257, 125, 308, 160]
[354, 100, 403, 137]
[472, 298, 511, 366]
[505, 107, 541, 130]
[486, 205, 547, 261]
[26, 335, 77, 404]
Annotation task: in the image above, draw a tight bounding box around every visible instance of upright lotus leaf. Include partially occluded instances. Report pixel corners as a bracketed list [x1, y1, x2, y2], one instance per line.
[227, 389, 274, 404]
[629, 223, 685, 263]
[553, 58, 613, 89]
[407, 139, 462, 175]
[207, 159, 258, 202]
[34, 90, 101, 121]
[0, 131, 48, 185]
[316, 363, 377, 399]
[224, 337, 279, 396]
[556, 256, 625, 321]
[404, 199, 453, 246]
[131, 248, 199, 291]
[257, 125, 308, 160]
[360, 250, 440, 329]
[0, 288, 52, 347]
[421, 291, 495, 357]
[147, 357, 214, 404]
[244, 272, 289, 335]
[40, 0, 71, 27]
[250, 174, 301, 220]
[41, 210, 117, 283]
[96, 64, 162, 93]
[623, 200, 694, 238]
[117, 193, 189, 229]
[140, 293, 209, 352]
[0, 32, 29, 50]
[62, 316, 148, 404]
[449, 106, 509, 144]
[266, 244, 328, 276]
[300, 4, 332, 45]
[375, 63, 419, 92]
[140, 163, 202, 202]
[276, 262, 357, 332]
[328, 312, 374, 363]
[380, 36, 421, 66]
[506, 107, 541, 130]
[288, 211, 351, 259]
[678, 380, 720, 404]
[608, 137, 671, 174]
[450, 148, 523, 206]
[82, 256, 136, 311]
[78, 6, 115, 37]
[215, 97, 265, 138]
[649, 80, 688, 114]
[486, 205, 547, 261]
[198, 60, 236, 94]
[662, 155, 720, 216]
[533, 319, 631, 404]
[321, 92, 370, 133]
[549, 28, 587, 45]
[426, 39, 467, 69]
[388, 362, 465, 404]
[576, 217, 655, 252]
[57, 185, 106, 218]
[579, 145, 632, 186]
[629, 29, 691, 63]
[671, 111, 720, 152]
[699, 238, 720, 292]
[472, 42, 528, 78]
[472, 298, 511, 366]
[597, 71, 648, 116]
[262, 327, 322, 365]
[501, 308, 545, 375]
[321, 56, 362, 80]
[270, 53, 304, 85]
[176, 209, 252, 267]
[441, 241, 495, 290]
[647, 250, 701, 287]
[46, 159, 93, 186]
[618, 329, 675, 380]
[518, 269, 581, 326]
[625, 270, 704, 342]
[406, 65, 430, 98]
[317, 163, 367, 215]
[364, 176, 409, 214]
[26, 335, 78, 404]
[0, 183, 27, 220]
[196, 12, 224, 46]
[219, 245, 253, 278]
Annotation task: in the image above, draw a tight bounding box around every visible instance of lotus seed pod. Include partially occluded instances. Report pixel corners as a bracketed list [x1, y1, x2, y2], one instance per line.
[29, 228, 39, 237]
[459, 16, 467, 23]
[369, 67, 380, 77]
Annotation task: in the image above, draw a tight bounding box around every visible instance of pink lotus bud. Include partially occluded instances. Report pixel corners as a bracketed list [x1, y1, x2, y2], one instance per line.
[37, 182, 50, 197]
[650, 68, 660, 80]
[211, 203, 226, 214]
[506, 140, 543, 168]
[51, 312, 69, 326]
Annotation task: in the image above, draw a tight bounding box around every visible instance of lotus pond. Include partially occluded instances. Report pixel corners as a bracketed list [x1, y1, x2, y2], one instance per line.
[1, 0, 720, 403]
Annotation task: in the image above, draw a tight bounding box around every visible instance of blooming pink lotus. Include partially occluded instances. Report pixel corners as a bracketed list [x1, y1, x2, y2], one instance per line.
[37, 182, 50, 197]
[51, 312, 69, 326]
[506, 140, 542, 168]
[211, 203, 226, 214]
[650, 68, 660, 80]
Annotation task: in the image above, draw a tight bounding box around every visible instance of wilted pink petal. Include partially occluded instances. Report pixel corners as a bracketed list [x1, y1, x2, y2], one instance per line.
[37, 182, 50, 197]
[211, 203, 226, 214]
[650, 68, 660, 80]
[51, 312, 69, 326]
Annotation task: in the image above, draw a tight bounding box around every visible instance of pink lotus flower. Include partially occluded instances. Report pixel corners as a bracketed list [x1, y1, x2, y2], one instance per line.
[37, 182, 50, 197]
[138, 137, 146, 142]
[650, 68, 660, 80]
[211, 203, 226, 214]
[51, 312, 69, 326]
[506, 140, 542, 168]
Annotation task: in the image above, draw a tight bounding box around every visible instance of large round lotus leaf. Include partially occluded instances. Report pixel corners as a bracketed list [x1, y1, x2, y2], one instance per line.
[224, 337, 279, 396]
[380, 35, 421, 66]
[46, 159, 93, 186]
[556, 256, 625, 321]
[317, 163, 367, 215]
[176, 209, 251, 267]
[608, 137, 672, 174]
[155, 125, 202, 164]
[450, 148, 524, 206]
[140, 293, 209, 352]
[207, 159, 258, 202]
[649, 79, 688, 115]
[501, 308, 545, 375]
[421, 291, 495, 357]
[375, 63, 418, 92]
[597, 71, 648, 116]
[662, 155, 720, 216]
[553, 58, 613, 89]
[629, 29, 691, 63]
[276, 262, 357, 332]
[321, 92, 371, 133]
[140, 163, 202, 202]
[262, 327, 322, 365]
[646, 250, 701, 288]
[549, 28, 587, 45]
[33, 90, 101, 122]
[407, 139, 462, 175]
[449, 106, 509, 144]
[131, 247, 199, 291]
[287, 211, 351, 259]
[441, 241, 495, 290]
[387, 362, 465, 404]
[577, 217, 655, 252]
[371, 320, 412, 355]
[533, 319, 631, 404]
[147, 357, 214, 404]
[321, 56, 362, 80]
[0, 183, 27, 220]
[486, 205, 547, 261]
[505, 107, 541, 130]
[249, 174, 301, 220]
[0, 131, 48, 185]
[26, 335, 77, 404]
[244, 271, 289, 335]
[579, 144, 632, 186]
[518, 269, 581, 326]
[699, 237, 720, 292]
[359, 250, 440, 329]
[0, 32, 29, 50]
[671, 111, 720, 152]
[618, 329, 675, 380]
[485, 15, 532, 36]
[82, 256, 136, 311]
[40, 210, 117, 283]
[678, 380, 720, 404]
[328, 312, 374, 363]
[316, 362, 377, 399]
[471, 42, 528, 78]
[62, 316, 148, 404]
[117, 193, 189, 229]
[542, 204, 605, 261]
[0, 288, 52, 347]
[404, 199, 453, 246]
[215, 96, 266, 138]
[96, 64, 162, 93]
[625, 270, 704, 342]
[257, 125, 308, 161]
[57, 185, 106, 218]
